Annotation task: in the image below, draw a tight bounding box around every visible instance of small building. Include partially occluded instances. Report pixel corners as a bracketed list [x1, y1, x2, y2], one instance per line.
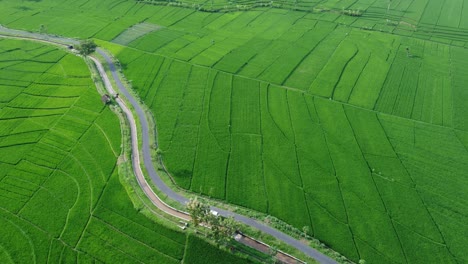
[210, 210, 219, 217]
[101, 94, 111, 104]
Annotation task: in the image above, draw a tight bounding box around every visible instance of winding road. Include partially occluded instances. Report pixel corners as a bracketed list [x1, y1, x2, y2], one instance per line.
[0, 27, 338, 264]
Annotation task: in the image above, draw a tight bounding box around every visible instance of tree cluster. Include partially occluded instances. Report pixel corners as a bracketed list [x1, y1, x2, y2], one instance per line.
[77, 39, 97, 56]
[186, 198, 239, 245]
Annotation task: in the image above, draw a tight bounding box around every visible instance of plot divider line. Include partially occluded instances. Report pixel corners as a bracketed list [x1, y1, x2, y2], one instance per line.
[343, 106, 409, 264]
[375, 114, 458, 259]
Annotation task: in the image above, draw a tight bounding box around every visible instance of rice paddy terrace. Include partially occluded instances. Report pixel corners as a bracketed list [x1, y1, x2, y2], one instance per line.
[1, 0, 468, 263]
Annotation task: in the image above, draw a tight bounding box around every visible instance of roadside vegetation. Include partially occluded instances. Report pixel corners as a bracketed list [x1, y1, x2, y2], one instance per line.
[77, 39, 97, 56]
[1, 0, 467, 264]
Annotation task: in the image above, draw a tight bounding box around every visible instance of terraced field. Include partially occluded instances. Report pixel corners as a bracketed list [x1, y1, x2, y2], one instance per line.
[0, 39, 251, 264]
[1, 0, 468, 264]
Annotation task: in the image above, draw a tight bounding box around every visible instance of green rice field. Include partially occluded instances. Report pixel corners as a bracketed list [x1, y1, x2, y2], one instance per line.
[0, 39, 251, 264]
[1, 0, 468, 263]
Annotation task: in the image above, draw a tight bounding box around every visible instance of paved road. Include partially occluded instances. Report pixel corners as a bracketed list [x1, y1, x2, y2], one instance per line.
[0, 27, 337, 264]
[96, 50, 338, 264]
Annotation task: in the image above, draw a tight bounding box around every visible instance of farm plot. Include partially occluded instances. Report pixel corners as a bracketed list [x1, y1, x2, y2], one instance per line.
[112, 22, 162, 46]
[375, 38, 459, 127]
[0, 39, 248, 264]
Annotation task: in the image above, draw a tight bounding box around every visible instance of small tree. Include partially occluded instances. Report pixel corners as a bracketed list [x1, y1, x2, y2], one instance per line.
[77, 39, 97, 56]
[302, 225, 310, 237]
[39, 24, 47, 34]
[186, 197, 210, 227]
[187, 198, 240, 245]
[208, 216, 239, 244]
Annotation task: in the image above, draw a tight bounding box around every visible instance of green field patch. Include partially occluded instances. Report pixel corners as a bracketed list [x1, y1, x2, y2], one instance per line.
[450, 46, 468, 131]
[148, 7, 196, 27]
[161, 66, 209, 189]
[85, 217, 181, 264]
[0, 69, 43, 82]
[129, 28, 186, 53]
[308, 201, 359, 260]
[0, 130, 45, 148]
[0, 215, 36, 264]
[0, 144, 32, 165]
[309, 41, 358, 98]
[315, 98, 386, 212]
[231, 76, 260, 134]
[40, 130, 76, 152]
[375, 178, 443, 242]
[284, 23, 347, 90]
[263, 155, 310, 227]
[206, 71, 232, 152]
[265, 86, 295, 142]
[19, 182, 71, 236]
[395, 222, 455, 264]
[0, 175, 37, 198]
[25, 142, 67, 168]
[112, 22, 162, 46]
[171, 11, 221, 31]
[190, 36, 250, 67]
[437, 0, 463, 28]
[345, 189, 407, 263]
[347, 54, 390, 109]
[259, 45, 311, 85]
[4, 60, 55, 73]
[24, 84, 85, 98]
[94, 208, 185, 257]
[227, 134, 266, 212]
[0, 78, 30, 88]
[175, 33, 228, 61]
[184, 234, 253, 264]
[152, 60, 192, 151]
[191, 72, 229, 197]
[428, 206, 468, 263]
[47, 54, 91, 77]
[53, 115, 92, 141]
[214, 38, 271, 73]
[238, 40, 291, 78]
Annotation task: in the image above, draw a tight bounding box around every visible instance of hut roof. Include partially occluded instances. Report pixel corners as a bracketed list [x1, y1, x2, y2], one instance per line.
[101, 94, 111, 104]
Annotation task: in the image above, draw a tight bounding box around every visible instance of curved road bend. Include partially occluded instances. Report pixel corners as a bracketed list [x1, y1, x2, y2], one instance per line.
[89, 55, 190, 221]
[96, 49, 338, 264]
